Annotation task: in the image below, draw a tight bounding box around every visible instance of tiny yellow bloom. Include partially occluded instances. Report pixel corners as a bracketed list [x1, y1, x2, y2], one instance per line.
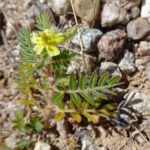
[31, 29, 66, 57]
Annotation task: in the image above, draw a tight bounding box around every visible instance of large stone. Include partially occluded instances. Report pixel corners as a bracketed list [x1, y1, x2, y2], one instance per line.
[71, 28, 103, 52]
[48, 0, 71, 16]
[98, 29, 126, 61]
[127, 18, 150, 40]
[74, 0, 100, 24]
[101, 3, 130, 27]
[141, 0, 150, 18]
[119, 50, 136, 74]
[34, 141, 51, 150]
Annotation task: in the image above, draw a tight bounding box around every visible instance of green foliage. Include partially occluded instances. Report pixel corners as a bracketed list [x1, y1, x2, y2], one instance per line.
[50, 72, 121, 122]
[15, 63, 36, 95]
[16, 139, 31, 150]
[17, 28, 36, 63]
[27, 118, 44, 132]
[36, 11, 51, 31]
[16, 10, 122, 126]
[52, 50, 76, 78]
[1, 145, 13, 150]
[12, 111, 25, 132]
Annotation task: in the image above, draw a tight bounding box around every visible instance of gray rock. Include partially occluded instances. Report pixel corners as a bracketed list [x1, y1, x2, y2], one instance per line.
[48, 0, 71, 16]
[127, 18, 150, 40]
[131, 7, 140, 19]
[5, 133, 19, 149]
[101, 3, 130, 27]
[71, 28, 103, 52]
[119, 50, 136, 74]
[99, 62, 122, 77]
[74, 0, 100, 24]
[115, 0, 142, 10]
[138, 41, 150, 56]
[98, 29, 126, 61]
[82, 136, 99, 150]
[141, 0, 150, 18]
[34, 141, 51, 150]
[56, 120, 67, 137]
[124, 90, 150, 114]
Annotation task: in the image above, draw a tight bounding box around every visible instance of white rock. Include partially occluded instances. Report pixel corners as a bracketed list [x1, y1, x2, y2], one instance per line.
[34, 141, 51, 150]
[48, 0, 71, 16]
[5, 133, 19, 149]
[119, 50, 136, 74]
[56, 120, 67, 137]
[141, 0, 150, 18]
[101, 3, 130, 27]
[138, 41, 150, 56]
[82, 136, 98, 150]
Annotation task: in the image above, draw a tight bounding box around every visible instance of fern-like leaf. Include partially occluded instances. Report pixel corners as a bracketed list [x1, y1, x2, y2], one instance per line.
[52, 50, 76, 78]
[36, 11, 51, 31]
[17, 28, 36, 63]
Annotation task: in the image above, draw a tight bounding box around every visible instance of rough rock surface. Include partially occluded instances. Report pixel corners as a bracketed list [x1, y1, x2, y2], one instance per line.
[101, 3, 130, 27]
[141, 0, 150, 18]
[119, 50, 136, 74]
[71, 28, 103, 52]
[74, 0, 100, 24]
[98, 29, 126, 61]
[99, 62, 122, 77]
[127, 18, 150, 40]
[48, 0, 71, 16]
[138, 41, 150, 56]
[34, 141, 51, 150]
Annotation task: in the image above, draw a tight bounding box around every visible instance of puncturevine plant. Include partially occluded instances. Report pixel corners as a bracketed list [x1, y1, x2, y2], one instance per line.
[14, 11, 122, 132]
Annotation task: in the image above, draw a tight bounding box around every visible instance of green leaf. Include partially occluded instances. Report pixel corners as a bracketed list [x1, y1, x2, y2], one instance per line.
[64, 25, 77, 40]
[70, 93, 81, 106]
[69, 75, 77, 90]
[28, 118, 44, 132]
[82, 102, 89, 109]
[98, 72, 110, 86]
[100, 88, 116, 95]
[36, 11, 51, 31]
[102, 103, 117, 111]
[12, 111, 25, 132]
[17, 28, 35, 63]
[19, 98, 35, 106]
[71, 113, 81, 123]
[16, 139, 30, 149]
[54, 112, 65, 121]
[1, 145, 13, 150]
[81, 93, 94, 105]
[89, 71, 98, 88]
[83, 112, 97, 122]
[51, 92, 64, 104]
[94, 91, 108, 100]
[79, 73, 87, 90]
[108, 75, 121, 85]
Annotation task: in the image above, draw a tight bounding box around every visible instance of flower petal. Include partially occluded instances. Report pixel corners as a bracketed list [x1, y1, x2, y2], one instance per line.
[46, 45, 60, 57]
[33, 45, 44, 55]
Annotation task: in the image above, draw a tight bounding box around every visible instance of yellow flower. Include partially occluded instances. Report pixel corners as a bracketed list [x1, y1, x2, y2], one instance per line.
[31, 29, 66, 57]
